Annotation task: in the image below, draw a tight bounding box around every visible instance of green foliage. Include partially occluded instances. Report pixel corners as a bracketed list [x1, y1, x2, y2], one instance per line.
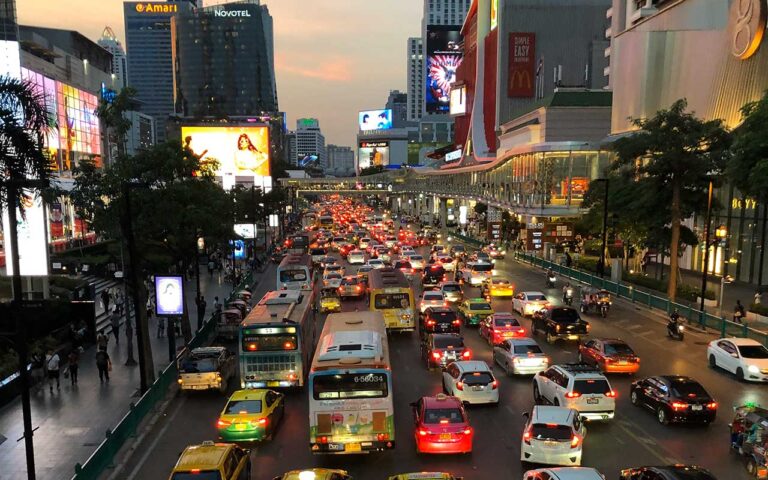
[750, 303, 768, 316]
[623, 271, 716, 300]
[729, 90, 768, 203]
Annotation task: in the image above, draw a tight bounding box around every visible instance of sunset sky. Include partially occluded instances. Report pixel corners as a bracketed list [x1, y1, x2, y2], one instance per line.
[17, 0, 422, 149]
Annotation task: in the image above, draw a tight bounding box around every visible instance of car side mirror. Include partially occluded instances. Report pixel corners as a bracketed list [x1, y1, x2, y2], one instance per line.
[731, 353, 739, 358]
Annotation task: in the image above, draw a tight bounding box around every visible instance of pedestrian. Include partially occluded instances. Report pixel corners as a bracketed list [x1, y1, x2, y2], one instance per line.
[214, 296, 222, 315]
[208, 259, 215, 277]
[67, 349, 79, 386]
[147, 295, 154, 319]
[157, 316, 165, 338]
[100, 289, 111, 313]
[30, 352, 44, 391]
[95, 347, 111, 383]
[45, 349, 60, 392]
[96, 329, 109, 350]
[565, 251, 573, 268]
[114, 288, 124, 315]
[755, 290, 763, 305]
[734, 300, 746, 323]
[195, 295, 207, 331]
[110, 308, 121, 345]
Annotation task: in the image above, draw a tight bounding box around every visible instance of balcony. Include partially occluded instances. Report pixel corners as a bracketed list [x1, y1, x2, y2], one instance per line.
[605, 26, 612, 39]
[606, 6, 613, 19]
[630, 6, 657, 24]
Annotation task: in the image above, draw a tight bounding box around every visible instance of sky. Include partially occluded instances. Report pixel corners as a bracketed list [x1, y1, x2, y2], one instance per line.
[17, 0, 422, 149]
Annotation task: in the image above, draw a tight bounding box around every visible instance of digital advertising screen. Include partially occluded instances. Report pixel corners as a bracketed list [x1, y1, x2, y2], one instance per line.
[358, 109, 393, 131]
[181, 126, 271, 179]
[357, 141, 390, 169]
[154, 275, 185, 316]
[230, 239, 247, 259]
[426, 25, 463, 114]
[2, 191, 49, 276]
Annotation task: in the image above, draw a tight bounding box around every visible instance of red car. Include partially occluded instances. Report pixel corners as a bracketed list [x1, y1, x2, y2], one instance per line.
[578, 338, 640, 374]
[479, 313, 526, 346]
[411, 394, 473, 454]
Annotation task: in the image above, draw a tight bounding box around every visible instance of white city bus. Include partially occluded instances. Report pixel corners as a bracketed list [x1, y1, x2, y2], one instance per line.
[276, 253, 313, 291]
[308, 311, 395, 454]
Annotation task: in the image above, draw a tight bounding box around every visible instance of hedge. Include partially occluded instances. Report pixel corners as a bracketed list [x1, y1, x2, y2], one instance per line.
[750, 303, 768, 316]
[623, 271, 716, 301]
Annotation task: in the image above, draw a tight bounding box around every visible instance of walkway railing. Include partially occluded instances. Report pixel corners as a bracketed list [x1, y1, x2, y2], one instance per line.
[70, 273, 254, 480]
[514, 252, 767, 346]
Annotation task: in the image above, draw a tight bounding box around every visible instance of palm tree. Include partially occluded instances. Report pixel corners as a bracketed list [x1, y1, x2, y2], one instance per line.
[0, 75, 55, 480]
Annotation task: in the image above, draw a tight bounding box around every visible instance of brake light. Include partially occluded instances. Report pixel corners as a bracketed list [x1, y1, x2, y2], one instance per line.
[491, 380, 498, 390]
[452, 319, 461, 326]
[318, 435, 329, 444]
[605, 390, 617, 398]
[284, 342, 295, 349]
[418, 428, 428, 436]
[217, 419, 231, 428]
[523, 429, 532, 444]
[671, 402, 688, 410]
[432, 352, 441, 359]
[570, 435, 581, 448]
[462, 349, 472, 359]
[455, 381, 464, 391]
[426, 320, 436, 326]
[707, 402, 718, 410]
[565, 391, 581, 399]
[377, 433, 389, 441]
[247, 343, 257, 351]
[463, 428, 472, 435]
[256, 418, 268, 426]
[516, 328, 525, 334]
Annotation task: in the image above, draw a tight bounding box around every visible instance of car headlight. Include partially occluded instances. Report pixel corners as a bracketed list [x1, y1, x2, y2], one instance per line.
[748, 365, 761, 374]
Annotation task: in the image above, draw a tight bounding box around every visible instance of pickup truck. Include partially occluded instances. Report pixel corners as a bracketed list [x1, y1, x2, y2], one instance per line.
[531, 306, 590, 344]
[178, 346, 235, 393]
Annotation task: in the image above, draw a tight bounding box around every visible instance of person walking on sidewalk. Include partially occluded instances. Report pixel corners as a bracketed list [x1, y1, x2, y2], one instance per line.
[214, 296, 222, 315]
[95, 347, 111, 383]
[208, 259, 215, 277]
[755, 290, 763, 305]
[96, 329, 109, 350]
[110, 308, 121, 345]
[195, 295, 207, 331]
[45, 349, 61, 392]
[734, 300, 746, 323]
[67, 349, 79, 386]
[114, 288, 124, 315]
[100, 289, 111, 313]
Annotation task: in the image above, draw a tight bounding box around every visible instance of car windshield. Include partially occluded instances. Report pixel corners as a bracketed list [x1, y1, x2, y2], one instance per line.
[527, 294, 547, 301]
[411, 255, 423, 261]
[453, 246, 465, 252]
[310, 248, 326, 255]
[530, 423, 572, 441]
[573, 379, 611, 395]
[738, 345, 768, 359]
[424, 293, 443, 301]
[424, 408, 464, 424]
[179, 357, 217, 373]
[341, 277, 359, 286]
[397, 262, 412, 269]
[461, 371, 493, 385]
[172, 472, 222, 480]
[671, 380, 709, 398]
[225, 399, 262, 415]
[550, 309, 580, 323]
[494, 317, 520, 327]
[469, 302, 492, 311]
[324, 273, 341, 280]
[442, 284, 461, 292]
[440, 257, 453, 263]
[471, 263, 493, 272]
[513, 344, 543, 355]
[430, 311, 457, 323]
[493, 280, 509, 285]
[433, 336, 464, 349]
[604, 343, 634, 356]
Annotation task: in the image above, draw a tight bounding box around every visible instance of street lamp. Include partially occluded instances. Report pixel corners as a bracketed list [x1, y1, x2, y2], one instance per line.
[699, 178, 723, 318]
[592, 179, 609, 278]
[718, 274, 735, 318]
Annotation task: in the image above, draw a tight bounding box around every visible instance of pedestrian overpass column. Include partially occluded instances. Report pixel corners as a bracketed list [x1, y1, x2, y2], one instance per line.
[439, 197, 448, 238]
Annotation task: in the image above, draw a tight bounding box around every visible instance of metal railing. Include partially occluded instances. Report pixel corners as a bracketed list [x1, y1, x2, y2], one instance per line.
[71, 273, 254, 480]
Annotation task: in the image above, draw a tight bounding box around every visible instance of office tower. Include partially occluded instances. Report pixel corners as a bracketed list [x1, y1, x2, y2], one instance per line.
[407, 37, 423, 122]
[296, 118, 326, 169]
[98, 26, 127, 90]
[386, 90, 409, 128]
[326, 144, 355, 176]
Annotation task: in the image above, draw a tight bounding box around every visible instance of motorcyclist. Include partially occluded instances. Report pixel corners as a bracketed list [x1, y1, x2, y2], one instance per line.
[562, 282, 573, 302]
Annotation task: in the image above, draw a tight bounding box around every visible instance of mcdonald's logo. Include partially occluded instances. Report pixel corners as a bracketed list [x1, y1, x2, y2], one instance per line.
[510, 70, 532, 89]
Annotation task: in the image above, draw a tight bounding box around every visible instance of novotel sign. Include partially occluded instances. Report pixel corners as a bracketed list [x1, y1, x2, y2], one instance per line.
[134, 3, 178, 14]
[213, 9, 252, 17]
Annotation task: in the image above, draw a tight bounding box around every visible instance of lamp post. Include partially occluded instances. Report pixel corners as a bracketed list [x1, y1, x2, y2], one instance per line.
[592, 179, 609, 278]
[699, 179, 727, 318]
[718, 274, 735, 318]
[195, 235, 204, 331]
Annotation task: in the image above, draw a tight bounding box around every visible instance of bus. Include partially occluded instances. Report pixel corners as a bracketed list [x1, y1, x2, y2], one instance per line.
[317, 215, 334, 229]
[368, 267, 416, 332]
[308, 311, 394, 454]
[239, 290, 315, 389]
[286, 233, 310, 254]
[277, 253, 313, 291]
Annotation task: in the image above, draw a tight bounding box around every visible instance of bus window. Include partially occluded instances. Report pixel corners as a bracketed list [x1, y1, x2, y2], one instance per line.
[312, 372, 389, 400]
[279, 269, 308, 283]
[242, 327, 298, 352]
[373, 293, 411, 309]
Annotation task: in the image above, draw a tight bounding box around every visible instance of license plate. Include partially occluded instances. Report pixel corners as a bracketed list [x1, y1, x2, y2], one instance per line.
[235, 423, 247, 431]
[692, 405, 703, 411]
[328, 443, 344, 451]
[345, 443, 362, 452]
[439, 433, 451, 441]
[472, 386, 484, 391]
[567, 335, 579, 340]
[267, 381, 280, 387]
[586, 397, 599, 404]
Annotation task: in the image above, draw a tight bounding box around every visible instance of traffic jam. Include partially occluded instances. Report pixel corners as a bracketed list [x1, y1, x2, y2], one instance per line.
[163, 197, 765, 480]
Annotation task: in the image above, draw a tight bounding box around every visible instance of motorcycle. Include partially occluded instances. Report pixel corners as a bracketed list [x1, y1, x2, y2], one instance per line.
[546, 274, 556, 288]
[563, 288, 574, 306]
[599, 301, 610, 318]
[667, 319, 685, 341]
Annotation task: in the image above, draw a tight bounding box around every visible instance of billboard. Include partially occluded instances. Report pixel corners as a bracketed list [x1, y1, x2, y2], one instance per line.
[450, 85, 466, 115]
[358, 109, 393, 131]
[508, 33, 536, 98]
[358, 141, 389, 169]
[154, 275, 185, 316]
[2, 192, 50, 276]
[181, 126, 271, 180]
[426, 26, 463, 114]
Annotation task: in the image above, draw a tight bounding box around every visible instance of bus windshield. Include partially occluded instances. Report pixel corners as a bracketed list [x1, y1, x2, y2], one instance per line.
[242, 328, 298, 352]
[279, 269, 308, 282]
[373, 292, 411, 309]
[312, 372, 389, 400]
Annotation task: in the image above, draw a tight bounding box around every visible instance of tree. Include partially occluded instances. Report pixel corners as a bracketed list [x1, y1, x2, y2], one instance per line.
[95, 87, 137, 161]
[611, 99, 731, 299]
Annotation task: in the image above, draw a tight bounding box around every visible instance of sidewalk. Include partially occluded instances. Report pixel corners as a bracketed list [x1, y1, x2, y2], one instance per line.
[0, 271, 239, 480]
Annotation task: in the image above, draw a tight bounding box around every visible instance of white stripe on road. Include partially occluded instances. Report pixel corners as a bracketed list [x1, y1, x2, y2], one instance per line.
[125, 395, 187, 480]
[615, 419, 681, 465]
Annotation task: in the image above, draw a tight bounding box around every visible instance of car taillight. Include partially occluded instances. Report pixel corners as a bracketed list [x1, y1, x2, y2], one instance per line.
[462, 349, 472, 359]
[256, 418, 268, 426]
[338, 287, 344, 293]
[516, 328, 525, 335]
[463, 427, 472, 435]
[377, 433, 389, 441]
[217, 419, 231, 428]
[707, 402, 718, 410]
[586, 323, 591, 332]
[605, 390, 617, 398]
[452, 319, 461, 326]
[523, 429, 532, 444]
[565, 391, 581, 399]
[671, 402, 688, 410]
[491, 380, 498, 390]
[432, 352, 441, 359]
[318, 435, 329, 444]
[455, 381, 464, 391]
[556, 324, 562, 332]
[418, 428, 428, 436]
[570, 435, 581, 448]
[426, 320, 436, 326]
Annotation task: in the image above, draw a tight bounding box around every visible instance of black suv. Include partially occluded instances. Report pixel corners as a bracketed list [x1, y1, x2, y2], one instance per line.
[421, 333, 471, 369]
[531, 306, 590, 344]
[620, 465, 717, 480]
[630, 376, 717, 425]
[420, 307, 460, 337]
[422, 264, 447, 286]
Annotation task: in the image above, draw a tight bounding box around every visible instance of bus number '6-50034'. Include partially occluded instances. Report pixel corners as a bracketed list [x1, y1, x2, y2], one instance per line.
[354, 374, 383, 383]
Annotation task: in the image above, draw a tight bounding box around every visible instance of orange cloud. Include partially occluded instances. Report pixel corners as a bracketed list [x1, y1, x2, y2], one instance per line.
[275, 54, 353, 82]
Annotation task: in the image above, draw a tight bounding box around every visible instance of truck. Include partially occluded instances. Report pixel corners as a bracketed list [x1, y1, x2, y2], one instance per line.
[531, 306, 591, 344]
[178, 346, 235, 393]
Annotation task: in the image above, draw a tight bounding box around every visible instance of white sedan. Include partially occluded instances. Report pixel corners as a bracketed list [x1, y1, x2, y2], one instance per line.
[407, 254, 425, 270]
[436, 254, 456, 272]
[442, 360, 499, 405]
[523, 467, 605, 480]
[322, 272, 343, 289]
[513, 291, 550, 317]
[366, 259, 385, 269]
[347, 249, 366, 265]
[707, 337, 768, 382]
[420, 290, 446, 313]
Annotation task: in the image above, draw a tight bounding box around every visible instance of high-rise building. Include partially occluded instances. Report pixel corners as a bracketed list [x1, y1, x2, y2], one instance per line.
[124, 0, 196, 143]
[326, 144, 355, 176]
[124, 110, 156, 155]
[97, 26, 127, 90]
[296, 118, 326, 169]
[423, 0, 472, 27]
[284, 130, 297, 166]
[172, 0, 277, 117]
[407, 37, 423, 122]
[386, 90, 409, 128]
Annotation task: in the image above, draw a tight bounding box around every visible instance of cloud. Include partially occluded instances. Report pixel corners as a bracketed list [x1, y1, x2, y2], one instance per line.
[275, 54, 353, 82]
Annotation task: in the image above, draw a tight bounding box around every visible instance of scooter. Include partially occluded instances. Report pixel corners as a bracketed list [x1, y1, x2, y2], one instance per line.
[667, 319, 685, 341]
[599, 302, 610, 318]
[546, 274, 556, 288]
[563, 288, 574, 306]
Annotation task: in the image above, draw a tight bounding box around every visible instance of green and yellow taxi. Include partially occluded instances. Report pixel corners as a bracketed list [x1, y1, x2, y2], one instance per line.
[319, 290, 342, 313]
[273, 469, 351, 480]
[482, 276, 515, 298]
[169, 441, 250, 480]
[387, 473, 463, 480]
[457, 298, 494, 327]
[217, 389, 284, 442]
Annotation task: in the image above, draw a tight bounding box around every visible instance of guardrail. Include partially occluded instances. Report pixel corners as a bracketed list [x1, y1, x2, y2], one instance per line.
[71, 273, 254, 480]
[514, 252, 767, 347]
[449, 231, 484, 247]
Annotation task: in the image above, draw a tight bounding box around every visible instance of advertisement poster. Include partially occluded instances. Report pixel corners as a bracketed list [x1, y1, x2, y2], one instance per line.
[508, 33, 536, 98]
[2, 192, 50, 276]
[234, 224, 257, 239]
[230, 239, 246, 259]
[426, 26, 463, 114]
[358, 141, 390, 169]
[155, 275, 185, 316]
[50, 202, 64, 239]
[181, 126, 271, 179]
[359, 109, 393, 131]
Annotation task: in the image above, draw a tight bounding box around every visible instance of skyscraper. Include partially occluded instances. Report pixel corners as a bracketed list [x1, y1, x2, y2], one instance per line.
[407, 37, 423, 122]
[124, 0, 195, 143]
[296, 118, 326, 169]
[386, 90, 409, 128]
[98, 26, 127, 90]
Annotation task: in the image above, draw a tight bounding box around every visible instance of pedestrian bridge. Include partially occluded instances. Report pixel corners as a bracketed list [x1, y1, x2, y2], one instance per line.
[277, 172, 401, 195]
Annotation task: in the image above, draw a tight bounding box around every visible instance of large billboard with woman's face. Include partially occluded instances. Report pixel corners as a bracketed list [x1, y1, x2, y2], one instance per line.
[181, 126, 271, 179]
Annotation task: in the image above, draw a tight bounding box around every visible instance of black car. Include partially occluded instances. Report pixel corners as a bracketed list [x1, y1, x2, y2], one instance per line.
[422, 264, 447, 286]
[630, 376, 717, 425]
[531, 306, 590, 344]
[420, 307, 461, 336]
[620, 465, 717, 479]
[393, 259, 413, 274]
[421, 333, 471, 369]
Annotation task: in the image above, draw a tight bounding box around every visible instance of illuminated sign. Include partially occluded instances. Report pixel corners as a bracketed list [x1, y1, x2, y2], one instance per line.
[134, 2, 178, 14]
[450, 85, 466, 115]
[445, 149, 462, 162]
[154, 275, 184, 316]
[490, 0, 499, 30]
[214, 10, 252, 17]
[732, 197, 758, 209]
[426, 26, 464, 114]
[234, 224, 257, 239]
[358, 109, 393, 131]
[358, 141, 390, 169]
[2, 192, 50, 276]
[729, 0, 766, 59]
[508, 33, 535, 98]
[181, 125, 271, 182]
[459, 205, 468, 225]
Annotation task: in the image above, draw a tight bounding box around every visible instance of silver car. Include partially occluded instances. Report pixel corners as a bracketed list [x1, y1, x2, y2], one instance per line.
[493, 338, 549, 375]
[439, 281, 463, 303]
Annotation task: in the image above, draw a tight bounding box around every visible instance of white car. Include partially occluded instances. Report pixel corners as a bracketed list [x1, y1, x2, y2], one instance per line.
[322, 272, 343, 289]
[359, 237, 371, 249]
[436, 254, 456, 272]
[408, 254, 425, 270]
[523, 467, 605, 480]
[384, 236, 397, 248]
[442, 360, 499, 405]
[366, 259, 385, 269]
[514, 291, 551, 317]
[401, 246, 416, 257]
[420, 290, 447, 313]
[439, 281, 463, 303]
[520, 406, 586, 467]
[533, 364, 616, 421]
[347, 249, 366, 265]
[459, 261, 494, 286]
[494, 338, 550, 376]
[707, 337, 768, 382]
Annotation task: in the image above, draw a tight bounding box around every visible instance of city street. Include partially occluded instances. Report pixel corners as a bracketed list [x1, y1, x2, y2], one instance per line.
[119, 243, 755, 480]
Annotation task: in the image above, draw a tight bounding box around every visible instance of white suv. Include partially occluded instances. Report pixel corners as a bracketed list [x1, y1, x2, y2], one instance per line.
[442, 360, 499, 405]
[521, 405, 587, 467]
[523, 467, 605, 480]
[532, 364, 616, 421]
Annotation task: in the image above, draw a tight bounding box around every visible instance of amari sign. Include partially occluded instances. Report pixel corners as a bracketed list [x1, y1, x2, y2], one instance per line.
[134, 2, 178, 14]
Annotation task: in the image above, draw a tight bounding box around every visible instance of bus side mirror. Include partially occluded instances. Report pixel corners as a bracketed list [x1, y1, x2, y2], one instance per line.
[522, 411, 529, 419]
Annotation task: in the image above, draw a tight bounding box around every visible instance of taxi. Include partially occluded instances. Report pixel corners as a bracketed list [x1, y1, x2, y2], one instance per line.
[217, 389, 285, 442]
[482, 277, 515, 298]
[388, 473, 462, 480]
[169, 441, 250, 479]
[273, 469, 351, 480]
[457, 298, 494, 327]
[411, 394, 473, 454]
[319, 290, 342, 313]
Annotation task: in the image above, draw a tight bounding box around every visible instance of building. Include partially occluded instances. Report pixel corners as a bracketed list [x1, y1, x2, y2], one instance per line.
[124, 110, 156, 155]
[124, 0, 196, 143]
[172, 0, 277, 118]
[407, 37, 423, 122]
[386, 90, 409, 128]
[326, 144, 355, 176]
[423, 0, 473, 26]
[283, 130, 297, 166]
[97, 26, 127, 90]
[296, 118, 326, 169]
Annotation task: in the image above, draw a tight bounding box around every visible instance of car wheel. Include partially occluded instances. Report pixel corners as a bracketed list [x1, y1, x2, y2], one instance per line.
[657, 407, 669, 425]
[737, 368, 746, 382]
[504, 362, 512, 376]
[708, 354, 717, 369]
[630, 389, 639, 406]
[533, 384, 542, 404]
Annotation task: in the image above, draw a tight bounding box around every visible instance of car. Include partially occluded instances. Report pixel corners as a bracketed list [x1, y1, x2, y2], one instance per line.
[394, 259, 415, 275]
[324, 264, 345, 276]
[422, 333, 472, 369]
[523, 467, 605, 480]
[482, 277, 515, 297]
[532, 307, 590, 344]
[578, 338, 640, 374]
[520, 406, 587, 467]
[338, 275, 366, 299]
[494, 338, 550, 376]
[310, 247, 328, 265]
[431, 245, 447, 258]
[331, 236, 346, 251]
[367, 258, 386, 269]
[449, 244, 466, 258]
[457, 299, 494, 327]
[480, 312, 526, 345]
[485, 244, 506, 260]
[338, 243, 354, 258]
[630, 376, 717, 425]
[319, 256, 338, 269]
[401, 246, 416, 257]
[436, 254, 456, 272]
[384, 235, 397, 248]
[423, 263, 448, 286]
[458, 261, 494, 286]
[388, 473, 461, 480]
[359, 237, 372, 249]
[442, 360, 499, 405]
[170, 441, 251, 479]
[408, 254, 426, 270]
[420, 290, 447, 313]
[471, 251, 493, 264]
[274, 469, 351, 480]
[411, 394, 473, 454]
[347, 249, 366, 265]
[216, 389, 285, 442]
[533, 364, 616, 421]
[421, 306, 461, 336]
[619, 465, 717, 480]
[322, 272, 343, 290]
[514, 291, 551, 317]
[707, 337, 768, 382]
[319, 290, 342, 313]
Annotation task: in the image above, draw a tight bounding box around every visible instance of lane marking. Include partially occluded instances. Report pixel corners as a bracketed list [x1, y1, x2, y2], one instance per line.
[125, 396, 186, 480]
[614, 419, 681, 465]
